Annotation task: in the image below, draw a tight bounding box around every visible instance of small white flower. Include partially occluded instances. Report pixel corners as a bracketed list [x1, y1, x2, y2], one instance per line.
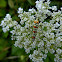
[29, 8, 36, 13]
[56, 49, 62, 54]
[18, 7, 23, 13]
[60, 7, 62, 10]
[52, 6, 57, 11]
[54, 22, 60, 28]
[6, 14, 11, 19]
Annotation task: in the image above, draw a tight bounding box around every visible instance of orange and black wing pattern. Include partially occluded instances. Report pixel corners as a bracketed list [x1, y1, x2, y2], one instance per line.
[32, 20, 39, 42]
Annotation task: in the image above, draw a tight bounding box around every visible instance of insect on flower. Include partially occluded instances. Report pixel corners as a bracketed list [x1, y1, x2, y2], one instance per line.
[32, 20, 39, 42]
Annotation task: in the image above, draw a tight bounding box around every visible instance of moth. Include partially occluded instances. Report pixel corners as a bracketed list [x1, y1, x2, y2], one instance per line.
[32, 20, 39, 42]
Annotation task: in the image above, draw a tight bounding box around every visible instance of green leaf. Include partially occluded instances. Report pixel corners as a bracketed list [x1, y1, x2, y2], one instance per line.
[44, 57, 49, 62]
[47, 52, 55, 62]
[8, 0, 14, 8]
[0, 38, 8, 48]
[11, 45, 26, 56]
[0, 9, 6, 17]
[0, 0, 6, 7]
[0, 38, 8, 60]
[2, 32, 9, 38]
[0, 51, 8, 60]
[27, 0, 35, 5]
[50, 1, 62, 9]
[12, 16, 19, 21]
[0, 28, 2, 32]
[43, 27, 47, 31]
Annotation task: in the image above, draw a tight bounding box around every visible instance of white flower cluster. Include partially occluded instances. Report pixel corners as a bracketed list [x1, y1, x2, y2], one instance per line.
[0, 0, 62, 62]
[0, 14, 18, 32]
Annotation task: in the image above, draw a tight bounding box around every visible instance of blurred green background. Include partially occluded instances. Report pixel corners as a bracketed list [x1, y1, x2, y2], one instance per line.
[0, 0, 62, 62]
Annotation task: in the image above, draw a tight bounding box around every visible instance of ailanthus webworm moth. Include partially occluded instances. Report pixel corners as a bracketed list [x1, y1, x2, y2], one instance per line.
[32, 20, 39, 42]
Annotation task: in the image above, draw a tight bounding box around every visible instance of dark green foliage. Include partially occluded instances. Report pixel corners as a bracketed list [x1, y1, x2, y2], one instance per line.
[43, 52, 55, 62]
[0, 0, 7, 7]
